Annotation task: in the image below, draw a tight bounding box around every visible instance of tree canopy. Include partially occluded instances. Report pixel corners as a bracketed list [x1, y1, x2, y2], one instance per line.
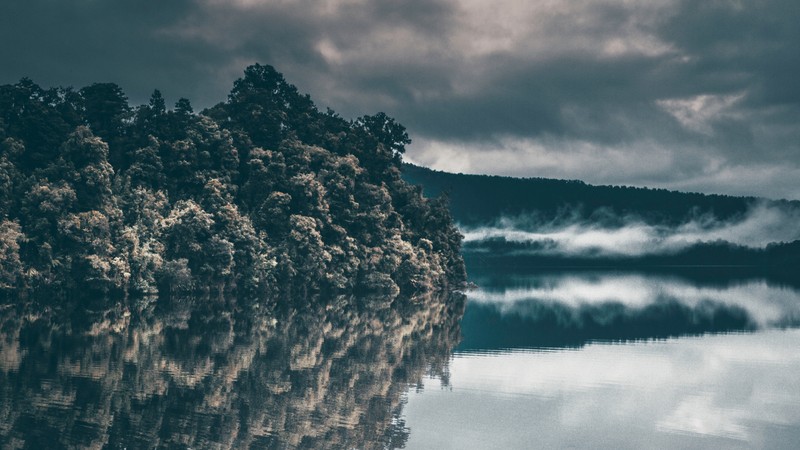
[0, 65, 466, 305]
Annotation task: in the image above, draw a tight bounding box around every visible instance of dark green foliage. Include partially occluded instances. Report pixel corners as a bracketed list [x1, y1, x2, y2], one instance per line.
[127, 138, 166, 189]
[174, 98, 193, 115]
[401, 163, 795, 227]
[0, 66, 465, 304]
[78, 83, 131, 142]
[354, 112, 411, 155]
[0, 220, 23, 291]
[206, 63, 324, 151]
[0, 79, 78, 170]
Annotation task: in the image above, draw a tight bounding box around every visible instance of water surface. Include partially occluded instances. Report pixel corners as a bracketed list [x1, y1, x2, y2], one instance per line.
[402, 268, 800, 449]
[0, 294, 463, 449]
[2, 268, 799, 448]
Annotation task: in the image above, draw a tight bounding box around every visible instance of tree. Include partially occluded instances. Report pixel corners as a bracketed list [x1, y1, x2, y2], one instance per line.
[149, 89, 166, 115]
[286, 214, 332, 291]
[175, 98, 193, 115]
[132, 90, 168, 144]
[206, 63, 324, 150]
[79, 82, 132, 167]
[0, 66, 468, 302]
[18, 179, 77, 292]
[79, 83, 131, 140]
[354, 112, 411, 155]
[0, 150, 22, 217]
[161, 200, 238, 294]
[201, 179, 275, 295]
[0, 79, 73, 169]
[54, 126, 115, 211]
[347, 112, 410, 178]
[126, 137, 166, 190]
[167, 98, 195, 141]
[118, 186, 168, 295]
[0, 220, 24, 292]
[57, 210, 129, 295]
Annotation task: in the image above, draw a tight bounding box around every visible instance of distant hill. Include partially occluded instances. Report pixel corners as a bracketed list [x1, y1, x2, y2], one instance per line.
[402, 163, 799, 227]
[402, 164, 800, 270]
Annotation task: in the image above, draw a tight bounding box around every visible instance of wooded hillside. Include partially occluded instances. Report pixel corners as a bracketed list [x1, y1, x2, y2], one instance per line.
[0, 65, 465, 302]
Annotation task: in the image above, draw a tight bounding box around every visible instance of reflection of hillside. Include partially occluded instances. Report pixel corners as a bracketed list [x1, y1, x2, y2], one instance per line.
[457, 298, 754, 352]
[0, 293, 464, 449]
[457, 268, 800, 352]
[463, 240, 800, 279]
[466, 259, 800, 293]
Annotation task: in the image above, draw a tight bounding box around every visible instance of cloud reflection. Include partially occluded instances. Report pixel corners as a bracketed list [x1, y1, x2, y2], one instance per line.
[403, 329, 800, 448]
[466, 272, 800, 328]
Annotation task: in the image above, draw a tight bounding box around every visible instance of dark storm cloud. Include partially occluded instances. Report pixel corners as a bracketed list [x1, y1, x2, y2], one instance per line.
[662, 1, 800, 103]
[163, 0, 460, 109]
[0, 0, 226, 104]
[2, 0, 799, 198]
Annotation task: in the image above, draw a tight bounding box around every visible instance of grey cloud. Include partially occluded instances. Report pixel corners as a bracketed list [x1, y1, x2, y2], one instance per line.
[661, 0, 800, 102]
[0, 1, 212, 100]
[1, 0, 799, 198]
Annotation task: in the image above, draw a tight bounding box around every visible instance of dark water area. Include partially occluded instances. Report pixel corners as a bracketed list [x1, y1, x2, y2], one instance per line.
[2, 264, 800, 448]
[457, 264, 800, 351]
[0, 294, 464, 449]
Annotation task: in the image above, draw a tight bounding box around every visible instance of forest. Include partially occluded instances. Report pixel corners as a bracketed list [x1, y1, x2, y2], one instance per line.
[0, 64, 466, 303]
[402, 164, 800, 227]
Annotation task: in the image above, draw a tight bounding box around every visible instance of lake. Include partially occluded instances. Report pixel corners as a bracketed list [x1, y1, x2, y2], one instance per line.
[1, 266, 799, 448]
[402, 266, 800, 449]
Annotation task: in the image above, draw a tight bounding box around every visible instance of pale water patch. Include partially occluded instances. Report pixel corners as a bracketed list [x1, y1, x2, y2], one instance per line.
[466, 272, 800, 328]
[402, 329, 800, 449]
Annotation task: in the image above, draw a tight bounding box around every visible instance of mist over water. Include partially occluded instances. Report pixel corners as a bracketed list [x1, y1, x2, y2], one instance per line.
[461, 202, 800, 257]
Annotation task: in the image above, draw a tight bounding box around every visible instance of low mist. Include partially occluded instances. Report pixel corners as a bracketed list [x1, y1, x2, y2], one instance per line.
[461, 202, 800, 257]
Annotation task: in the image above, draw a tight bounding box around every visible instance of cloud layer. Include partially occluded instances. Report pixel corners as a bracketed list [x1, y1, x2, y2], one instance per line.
[2, 0, 799, 198]
[462, 202, 800, 257]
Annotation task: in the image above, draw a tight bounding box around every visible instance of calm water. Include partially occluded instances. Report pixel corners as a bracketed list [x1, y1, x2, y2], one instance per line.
[402, 268, 800, 449]
[1, 268, 800, 448]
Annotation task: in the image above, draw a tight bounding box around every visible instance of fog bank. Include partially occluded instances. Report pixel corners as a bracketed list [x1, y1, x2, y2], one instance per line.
[462, 202, 800, 257]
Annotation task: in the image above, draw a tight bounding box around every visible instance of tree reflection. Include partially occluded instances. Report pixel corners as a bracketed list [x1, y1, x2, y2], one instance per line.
[0, 292, 465, 449]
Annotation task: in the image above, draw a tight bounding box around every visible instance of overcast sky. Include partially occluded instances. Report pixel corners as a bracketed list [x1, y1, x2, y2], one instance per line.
[2, 0, 799, 199]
